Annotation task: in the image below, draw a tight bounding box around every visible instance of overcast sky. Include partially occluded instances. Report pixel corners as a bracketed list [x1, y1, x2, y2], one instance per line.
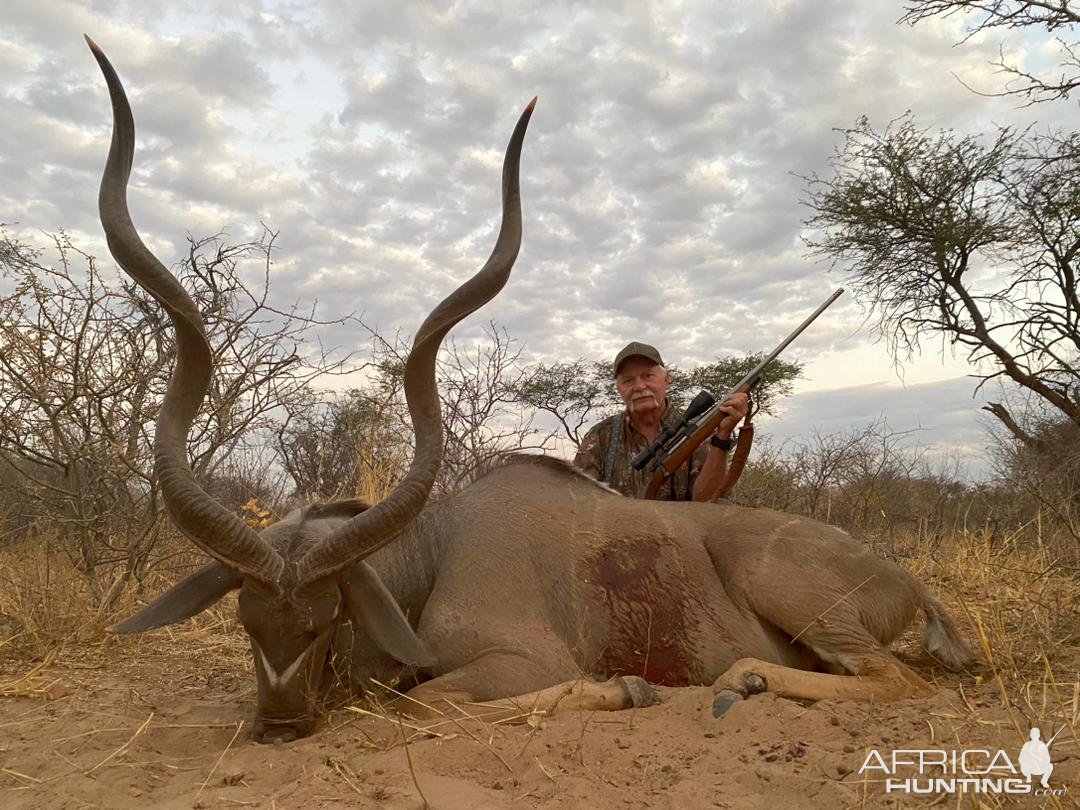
[1, 0, 1070, 479]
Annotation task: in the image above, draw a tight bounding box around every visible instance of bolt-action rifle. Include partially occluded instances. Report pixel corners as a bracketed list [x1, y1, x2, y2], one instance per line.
[634, 289, 844, 500]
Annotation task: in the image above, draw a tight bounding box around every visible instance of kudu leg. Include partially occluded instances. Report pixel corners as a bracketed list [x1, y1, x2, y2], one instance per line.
[706, 536, 937, 715]
[399, 649, 658, 724]
[711, 650, 934, 717]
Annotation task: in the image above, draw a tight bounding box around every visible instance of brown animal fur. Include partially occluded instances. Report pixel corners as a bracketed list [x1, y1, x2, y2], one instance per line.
[391, 456, 974, 721]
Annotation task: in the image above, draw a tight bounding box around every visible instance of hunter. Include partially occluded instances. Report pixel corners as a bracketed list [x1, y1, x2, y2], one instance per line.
[573, 342, 749, 501]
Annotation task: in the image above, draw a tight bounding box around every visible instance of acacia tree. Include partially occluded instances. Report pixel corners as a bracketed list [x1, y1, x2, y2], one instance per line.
[508, 360, 613, 446]
[0, 229, 351, 604]
[801, 2, 1080, 546]
[805, 3, 1080, 443]
[803, 116, 1079, 443]
[669, 354, 803, 417]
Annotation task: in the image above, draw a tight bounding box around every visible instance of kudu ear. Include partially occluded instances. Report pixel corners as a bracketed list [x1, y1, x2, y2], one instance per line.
[108, 561, 242, 634]
[343, 562, 436, 668]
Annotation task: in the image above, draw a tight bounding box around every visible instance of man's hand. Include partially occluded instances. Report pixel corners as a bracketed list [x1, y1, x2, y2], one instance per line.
[715, 391, 749, 438]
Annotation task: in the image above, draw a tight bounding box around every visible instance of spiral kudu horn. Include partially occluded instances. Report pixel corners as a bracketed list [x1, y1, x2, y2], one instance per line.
[296, 99, 537, 586]
[87, 37, 284, 588]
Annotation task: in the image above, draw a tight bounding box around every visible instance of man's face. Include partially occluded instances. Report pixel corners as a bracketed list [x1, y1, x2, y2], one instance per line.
[615, 357, 670, 416]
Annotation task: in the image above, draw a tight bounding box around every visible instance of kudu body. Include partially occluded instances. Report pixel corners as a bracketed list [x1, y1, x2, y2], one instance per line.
[90, 40, 973, 744]
[403, 457, 972, 716]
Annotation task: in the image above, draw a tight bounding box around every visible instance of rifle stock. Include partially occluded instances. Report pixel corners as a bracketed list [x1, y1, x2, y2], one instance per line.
[642, 288, 844, 499]
[642, 380, 753, 499]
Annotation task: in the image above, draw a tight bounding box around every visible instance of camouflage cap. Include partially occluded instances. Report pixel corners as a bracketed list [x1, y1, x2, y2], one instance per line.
[613, 342, 664, 376]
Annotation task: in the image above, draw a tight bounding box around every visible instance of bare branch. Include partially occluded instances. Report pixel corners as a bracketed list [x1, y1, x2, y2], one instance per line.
[0, 228, 356, 603]
[901, 0, 1080, 104]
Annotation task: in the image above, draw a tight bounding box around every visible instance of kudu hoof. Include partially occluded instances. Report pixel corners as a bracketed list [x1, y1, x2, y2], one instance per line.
[618, 676, 660, 708]
[712, 672, 767, 717]
[712, 689, 743, 717]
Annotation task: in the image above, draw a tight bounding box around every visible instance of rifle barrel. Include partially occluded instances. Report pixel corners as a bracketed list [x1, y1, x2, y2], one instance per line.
[1046, 723, 1067, 747]
[697, 287, 844, 426]
[738, 287, 844, 390]
[636, 287, 844, 477]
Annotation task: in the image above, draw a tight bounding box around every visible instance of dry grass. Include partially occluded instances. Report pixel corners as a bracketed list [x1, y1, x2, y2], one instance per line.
[889, 529, 1077, 676]
[0, 650, 60, 698]
[871, 525, 1079, 768]
[0, 541, 110, 660]
[354, 443, 406, 505]
[0, 534, 242, 674]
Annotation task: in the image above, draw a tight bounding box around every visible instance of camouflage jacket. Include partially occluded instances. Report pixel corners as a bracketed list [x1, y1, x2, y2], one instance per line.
[573, 404, 708, 500]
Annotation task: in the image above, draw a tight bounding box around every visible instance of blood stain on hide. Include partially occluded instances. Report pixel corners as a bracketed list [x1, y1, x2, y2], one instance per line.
[587, 536, 694, 686]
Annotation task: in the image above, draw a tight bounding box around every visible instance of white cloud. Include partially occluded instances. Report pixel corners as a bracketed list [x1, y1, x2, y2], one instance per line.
[2, 0, 1070, 477]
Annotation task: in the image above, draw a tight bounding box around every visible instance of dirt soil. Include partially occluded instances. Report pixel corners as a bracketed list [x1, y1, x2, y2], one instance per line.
[2, 629, 1077, 810]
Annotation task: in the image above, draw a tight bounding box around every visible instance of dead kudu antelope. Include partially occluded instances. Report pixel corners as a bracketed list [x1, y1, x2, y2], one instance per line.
[90, 40, 974, 744]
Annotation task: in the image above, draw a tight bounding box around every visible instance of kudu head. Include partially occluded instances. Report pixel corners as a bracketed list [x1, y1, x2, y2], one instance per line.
[86, 37, 534, 743]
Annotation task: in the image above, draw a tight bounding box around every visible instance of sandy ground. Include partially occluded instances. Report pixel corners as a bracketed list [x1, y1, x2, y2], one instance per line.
[2, 629, 1077, 810]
